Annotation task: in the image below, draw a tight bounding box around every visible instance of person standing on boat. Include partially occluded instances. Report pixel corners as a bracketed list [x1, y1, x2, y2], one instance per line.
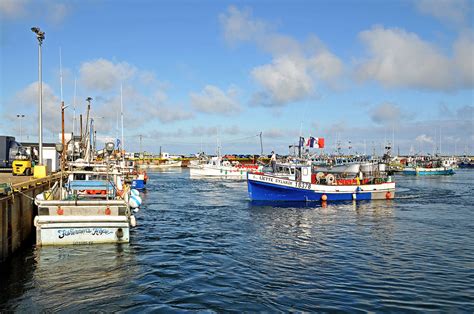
[271, 151, 277, 173]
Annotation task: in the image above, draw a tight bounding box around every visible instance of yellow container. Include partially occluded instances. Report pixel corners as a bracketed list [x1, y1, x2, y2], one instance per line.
[33, 165, 47, 178]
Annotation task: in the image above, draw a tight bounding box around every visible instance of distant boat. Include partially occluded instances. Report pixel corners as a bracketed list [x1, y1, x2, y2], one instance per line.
[402, 157, 455, 175]
[458, 157, 474, 168]
[189, 156, 260, 179]
[402, 167, 455, 175]
[138, 160, 182, 169]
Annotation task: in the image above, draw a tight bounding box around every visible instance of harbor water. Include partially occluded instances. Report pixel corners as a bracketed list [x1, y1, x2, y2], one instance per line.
[1, 169, 473, 311]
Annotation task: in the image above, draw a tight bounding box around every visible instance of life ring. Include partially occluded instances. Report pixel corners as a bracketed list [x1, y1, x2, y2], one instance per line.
[326, 174, 336, 185]
[316, 172, 325, 184]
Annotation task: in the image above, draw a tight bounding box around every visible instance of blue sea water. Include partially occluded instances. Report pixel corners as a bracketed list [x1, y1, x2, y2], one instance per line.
[1, 168, 473, 311]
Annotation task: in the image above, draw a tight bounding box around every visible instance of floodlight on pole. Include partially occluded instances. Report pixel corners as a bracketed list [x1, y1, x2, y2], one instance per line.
[105, 142, 115, 201]
[31, 26, 45, 165]
[105, 142, 115, 155]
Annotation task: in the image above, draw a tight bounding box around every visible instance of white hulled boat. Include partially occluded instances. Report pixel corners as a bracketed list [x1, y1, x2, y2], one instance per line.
[34, 168, 140, 246]
[189, 156, 261, 179]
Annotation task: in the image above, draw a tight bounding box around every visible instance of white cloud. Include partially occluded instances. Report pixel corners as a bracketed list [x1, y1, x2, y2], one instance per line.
[415, 134, 435, 144]
[219, 5, 268, 45]
[370, 102, 404, 125]
[55, 58, 194, 132]
[308, 50, 344, 83]
[48, 2, 70, 24]
[356, 26, 452, 89]
[12, 81, 62, 134]
[415, 0, 471, 25]
[219, 6, 344, 107]
[356, 26, 474, 91]
[79, 59, 136, 91]
[0, 0, 28, 18]
[145, 106, 194, 124]
[453, 35, 474, 88]
[190, 85, 241, 114]
[251, 56, 314, 106]
[0, 0, 71, 23]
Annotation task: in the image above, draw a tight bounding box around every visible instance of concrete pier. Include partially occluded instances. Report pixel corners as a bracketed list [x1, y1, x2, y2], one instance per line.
[0, 173, 62, 263]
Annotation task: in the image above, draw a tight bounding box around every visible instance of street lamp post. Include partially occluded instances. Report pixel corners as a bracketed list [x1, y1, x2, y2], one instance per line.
[105, 142, 115, 201]
[31, 27, 45, 165]
[16, 114, 25, 142]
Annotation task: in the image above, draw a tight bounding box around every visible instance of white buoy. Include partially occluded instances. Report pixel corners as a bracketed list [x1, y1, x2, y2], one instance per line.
[131, 189, 140, 196]
[352, 193, 357, 200]
[133, 207, 140, 213]
[128, 194, 142, 208]
[130, 215, 137, 227]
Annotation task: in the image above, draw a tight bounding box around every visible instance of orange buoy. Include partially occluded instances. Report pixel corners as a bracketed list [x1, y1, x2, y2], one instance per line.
[105, 207, 111, 215]
[385, 191, 392, 199]
[57, 207, 64, 215]
[321, 194, 328, 201]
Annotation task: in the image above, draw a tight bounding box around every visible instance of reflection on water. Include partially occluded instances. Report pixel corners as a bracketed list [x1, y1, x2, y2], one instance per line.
[1, 169, 473, 311]
[1, 245, 139, 311]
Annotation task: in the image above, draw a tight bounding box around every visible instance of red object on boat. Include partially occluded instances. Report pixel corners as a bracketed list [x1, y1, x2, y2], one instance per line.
[318, 138, 325, 148]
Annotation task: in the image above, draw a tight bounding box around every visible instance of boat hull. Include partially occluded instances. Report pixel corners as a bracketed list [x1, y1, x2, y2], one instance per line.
[458, 163, 474, 168]
[35, 216, 130, 245]
[138, 161, 182, 169]
[189, 166, 248, 178]
[247, 173, 395, 202]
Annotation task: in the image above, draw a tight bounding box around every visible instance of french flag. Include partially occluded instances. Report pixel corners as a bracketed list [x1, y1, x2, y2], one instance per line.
[306, 137, 325, 148]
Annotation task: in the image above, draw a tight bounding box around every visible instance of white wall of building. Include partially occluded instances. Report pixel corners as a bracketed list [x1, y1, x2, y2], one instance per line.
[42, 147, 59, 173]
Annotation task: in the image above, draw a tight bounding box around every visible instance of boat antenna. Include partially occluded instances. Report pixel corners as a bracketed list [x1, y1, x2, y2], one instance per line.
[121, 83, 125, 162]
[73, 77, 76, 136]
[59, 47, 63, 102]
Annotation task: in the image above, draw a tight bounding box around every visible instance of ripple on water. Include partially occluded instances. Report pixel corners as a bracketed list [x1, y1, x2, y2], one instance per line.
[0, 169, 473, 311]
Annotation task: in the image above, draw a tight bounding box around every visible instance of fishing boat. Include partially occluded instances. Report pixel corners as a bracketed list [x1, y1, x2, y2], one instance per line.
[138, 159, 182, 169]
[458, 157, 474, 168]
[34, 168, 141, 246]
[189, 156, 261, 178]
[402, 167, 455, 175]
[247, 164, 395, 202]
[402, 158, 455, 175]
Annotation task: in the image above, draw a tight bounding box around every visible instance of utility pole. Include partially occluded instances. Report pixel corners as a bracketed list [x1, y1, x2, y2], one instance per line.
[259, 132, 263, 155]
[31, 27, 45, 164]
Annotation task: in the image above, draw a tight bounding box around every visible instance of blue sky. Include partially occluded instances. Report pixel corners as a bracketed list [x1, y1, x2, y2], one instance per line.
[0, 0, 473, 155]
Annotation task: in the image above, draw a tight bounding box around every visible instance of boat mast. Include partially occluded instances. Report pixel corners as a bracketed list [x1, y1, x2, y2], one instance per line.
[84, 97, 92, 162]
[121, 83, 124, 162]
[73, 78, 76, 136]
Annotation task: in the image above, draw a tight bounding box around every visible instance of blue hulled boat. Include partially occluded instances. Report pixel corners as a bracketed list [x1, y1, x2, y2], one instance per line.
[247, 165, 395, 202]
